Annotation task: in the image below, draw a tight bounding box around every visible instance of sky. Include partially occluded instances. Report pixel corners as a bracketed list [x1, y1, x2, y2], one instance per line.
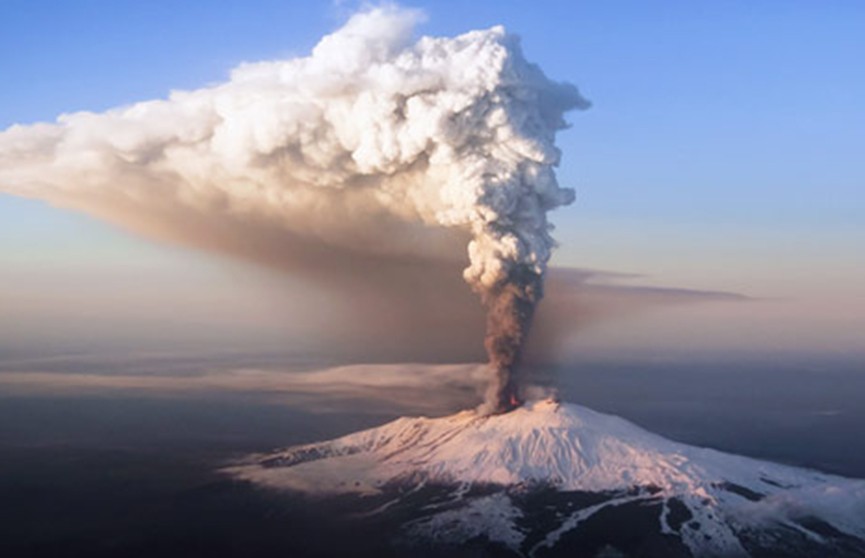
[1, 0, 863, 361]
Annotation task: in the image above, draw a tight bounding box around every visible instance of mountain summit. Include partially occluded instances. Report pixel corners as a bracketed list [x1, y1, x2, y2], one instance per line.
[230, 399, 865, 557]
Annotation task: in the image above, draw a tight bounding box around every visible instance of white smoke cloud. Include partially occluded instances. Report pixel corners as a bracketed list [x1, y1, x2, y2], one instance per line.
[0, 5, 586, 291]
[0, 6, 590, 411]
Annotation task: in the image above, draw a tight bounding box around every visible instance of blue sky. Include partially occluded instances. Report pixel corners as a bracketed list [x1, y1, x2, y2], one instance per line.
[1, 1, 863, 356]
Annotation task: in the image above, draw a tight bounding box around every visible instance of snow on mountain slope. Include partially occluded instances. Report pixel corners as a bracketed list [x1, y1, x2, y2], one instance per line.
[229, 399, 865, 557]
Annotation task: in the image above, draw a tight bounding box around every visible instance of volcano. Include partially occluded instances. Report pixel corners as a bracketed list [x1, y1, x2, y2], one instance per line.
[228, 399, 865, 557]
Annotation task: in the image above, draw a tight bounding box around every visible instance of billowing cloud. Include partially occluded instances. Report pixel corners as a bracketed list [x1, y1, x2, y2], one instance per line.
[0, 6, 584, 281]
[0, 6, 590, 411]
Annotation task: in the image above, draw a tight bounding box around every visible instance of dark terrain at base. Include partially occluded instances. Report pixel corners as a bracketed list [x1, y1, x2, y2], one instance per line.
[3, 355, 865, 557]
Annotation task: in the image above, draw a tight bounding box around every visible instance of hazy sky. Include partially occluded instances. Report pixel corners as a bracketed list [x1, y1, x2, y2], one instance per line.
[1, 1, 863, 360]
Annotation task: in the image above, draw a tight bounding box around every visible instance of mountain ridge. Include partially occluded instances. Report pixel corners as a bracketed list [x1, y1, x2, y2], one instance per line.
[229, 399, 865, 557]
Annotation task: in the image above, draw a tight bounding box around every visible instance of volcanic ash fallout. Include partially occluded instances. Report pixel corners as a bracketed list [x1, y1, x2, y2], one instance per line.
[0, 6, 588, 412]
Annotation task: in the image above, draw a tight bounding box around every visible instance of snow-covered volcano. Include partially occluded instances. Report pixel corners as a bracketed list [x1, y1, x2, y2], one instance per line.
[229, 399, 865, 557]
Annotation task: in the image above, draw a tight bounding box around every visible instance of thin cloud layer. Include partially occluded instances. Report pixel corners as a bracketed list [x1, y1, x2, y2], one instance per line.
[0, 363, 486, 415]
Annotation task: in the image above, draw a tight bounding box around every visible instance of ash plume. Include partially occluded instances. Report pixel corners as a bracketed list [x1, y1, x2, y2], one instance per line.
[0, 6, 588, 413]
[480, 265, 545, 413]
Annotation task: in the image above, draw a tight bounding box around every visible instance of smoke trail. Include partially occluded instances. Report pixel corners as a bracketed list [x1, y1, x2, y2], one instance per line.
[479, 264, 544, 413]
[0, 6, 588, 412]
